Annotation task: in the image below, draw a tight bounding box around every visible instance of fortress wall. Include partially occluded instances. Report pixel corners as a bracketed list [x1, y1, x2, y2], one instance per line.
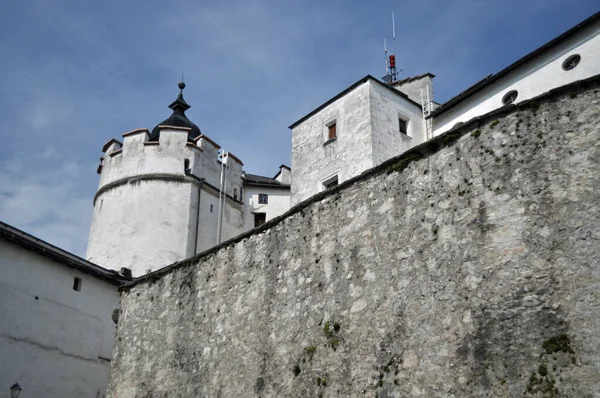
[109, 79, 600, 397]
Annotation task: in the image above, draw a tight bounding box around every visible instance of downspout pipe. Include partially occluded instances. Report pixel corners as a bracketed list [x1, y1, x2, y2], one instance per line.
[185, 163, 205, 255]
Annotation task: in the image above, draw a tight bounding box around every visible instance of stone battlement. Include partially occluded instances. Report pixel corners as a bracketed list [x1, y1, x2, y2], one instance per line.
[96, 127, 239, 195]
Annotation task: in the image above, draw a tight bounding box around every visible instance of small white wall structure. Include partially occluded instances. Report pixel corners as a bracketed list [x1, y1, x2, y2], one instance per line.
[290, 76, 425, 205]
[432, 14, 600, 135]
[242, 166, 292, 231]
[370, 80, 425, 166]
[0, 222, 124, 398]
[391, 73, 435, 105]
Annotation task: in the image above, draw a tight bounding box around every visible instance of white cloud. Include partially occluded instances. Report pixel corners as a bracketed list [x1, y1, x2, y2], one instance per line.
[0, 153, 94, 256]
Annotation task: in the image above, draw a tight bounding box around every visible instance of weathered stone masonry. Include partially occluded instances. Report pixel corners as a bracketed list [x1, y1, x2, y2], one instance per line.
[109, 78, 600, 398]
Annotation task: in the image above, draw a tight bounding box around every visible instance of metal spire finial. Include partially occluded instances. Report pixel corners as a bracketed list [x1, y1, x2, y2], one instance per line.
[178, 72, 186, 91]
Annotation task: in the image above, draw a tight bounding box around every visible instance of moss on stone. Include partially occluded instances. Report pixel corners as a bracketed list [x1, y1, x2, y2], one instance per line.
[542, 334, 574, 354]
[386, 153, 424, 175]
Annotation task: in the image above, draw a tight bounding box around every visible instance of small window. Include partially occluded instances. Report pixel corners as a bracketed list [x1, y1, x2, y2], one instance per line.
[254, 213, 266, 227]
[234, 188, 238, 200]
[210, 204, 214, 213]
[502, 90, 518, 105]
[73, 277, 82, 292]
[184, 159, 191, 174]
[399, 118, 408, 135]
[258, 194, 268, 204]
[327, 122, 337, 140]
[562, 54, 581, 71]
[323, 175, 339, 190]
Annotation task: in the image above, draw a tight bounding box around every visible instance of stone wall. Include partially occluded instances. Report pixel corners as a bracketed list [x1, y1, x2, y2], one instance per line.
[109, 78, 600, 397]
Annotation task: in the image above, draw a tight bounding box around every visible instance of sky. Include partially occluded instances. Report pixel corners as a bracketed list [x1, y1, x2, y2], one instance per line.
[0, 0, 597, 256]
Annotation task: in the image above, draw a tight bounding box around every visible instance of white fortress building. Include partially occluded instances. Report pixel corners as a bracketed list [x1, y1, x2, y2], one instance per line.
[86, 82, 290, 276]
[87, 10, 600, 274]
[289, 11, 600, 204]
[1, 10, 598, 398]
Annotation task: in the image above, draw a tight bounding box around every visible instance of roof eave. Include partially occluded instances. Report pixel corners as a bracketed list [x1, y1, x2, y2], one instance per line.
[430, 11, 600, 118]
[288, 75, 421, 129]
[0, 221, 126, 286]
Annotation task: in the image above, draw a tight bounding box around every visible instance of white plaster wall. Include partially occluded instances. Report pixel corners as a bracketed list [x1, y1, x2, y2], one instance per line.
[242, 187, 291, 231]
[195, 137, 222, 188]
[291, 82, 373, 205]
[434, 20, 600, 134]
[392, 75, 434, 104]
[275, 167, 291, 185]
[222, 154, 244, 202]
[195, 186, 220, 252]
[87, 180, 197, 276]
[89, 128, 241, 275]
[99, 129, 200, 188]
[370, 81, 425, 166]
[0, 240, 119, 398]
[194, 186, 244, 253]
[219, 199, 244, 243]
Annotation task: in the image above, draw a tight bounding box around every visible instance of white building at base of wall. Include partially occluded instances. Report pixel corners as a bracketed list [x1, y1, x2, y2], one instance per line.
[0, 221, 126, 398]
[243, 165, 291, 230]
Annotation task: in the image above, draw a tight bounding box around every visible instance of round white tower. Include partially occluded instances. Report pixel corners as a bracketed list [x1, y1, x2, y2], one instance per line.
[86, 82, 244, 276]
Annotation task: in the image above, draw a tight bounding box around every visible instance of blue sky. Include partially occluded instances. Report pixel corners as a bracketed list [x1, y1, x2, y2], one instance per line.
[0, 0, 597, 256]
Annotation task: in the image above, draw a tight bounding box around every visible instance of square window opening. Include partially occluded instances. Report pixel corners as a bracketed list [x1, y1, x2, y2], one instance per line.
[73, 277, 82, 292]
[323, 175, 339, 190]
[258, 193, 268, 204]
[399, 118, 408, 135]
[327, 122, 337, 141]
[254, 213, 266, 227]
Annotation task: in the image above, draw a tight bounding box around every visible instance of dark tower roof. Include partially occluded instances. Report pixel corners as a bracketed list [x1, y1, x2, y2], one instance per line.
[150, 81, 201, 141]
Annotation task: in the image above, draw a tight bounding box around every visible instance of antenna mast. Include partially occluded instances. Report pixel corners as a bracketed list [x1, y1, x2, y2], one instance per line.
[383, 12, 398, 83]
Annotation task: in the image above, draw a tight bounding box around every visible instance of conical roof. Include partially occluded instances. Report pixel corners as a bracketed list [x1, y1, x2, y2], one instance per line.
[149, 81, 201, 141]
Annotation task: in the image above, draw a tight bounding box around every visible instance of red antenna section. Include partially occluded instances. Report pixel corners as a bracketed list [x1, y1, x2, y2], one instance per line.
[389, 55, 396, 69]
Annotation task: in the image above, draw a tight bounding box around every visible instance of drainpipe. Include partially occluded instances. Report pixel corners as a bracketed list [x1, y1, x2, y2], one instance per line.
[185, 160, 205, 255]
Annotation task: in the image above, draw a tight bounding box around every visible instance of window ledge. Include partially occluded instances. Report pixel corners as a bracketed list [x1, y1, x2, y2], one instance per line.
[323, 137, 337, 147]
[400, 133, 412, 140]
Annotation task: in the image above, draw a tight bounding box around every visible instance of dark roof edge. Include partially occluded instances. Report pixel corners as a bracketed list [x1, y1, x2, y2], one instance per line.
[430, 11, 600, 118]
[273, 164, 291, 179]
[0, 221, 126, 286]
[393, 72, 436, 86]
[288, 75, 421, 129]
[123, 73, 600, 291]
[244, 181, 291, 189]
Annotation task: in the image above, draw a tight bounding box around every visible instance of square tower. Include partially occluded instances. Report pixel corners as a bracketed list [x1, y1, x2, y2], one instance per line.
[289, 75, 425, 205]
